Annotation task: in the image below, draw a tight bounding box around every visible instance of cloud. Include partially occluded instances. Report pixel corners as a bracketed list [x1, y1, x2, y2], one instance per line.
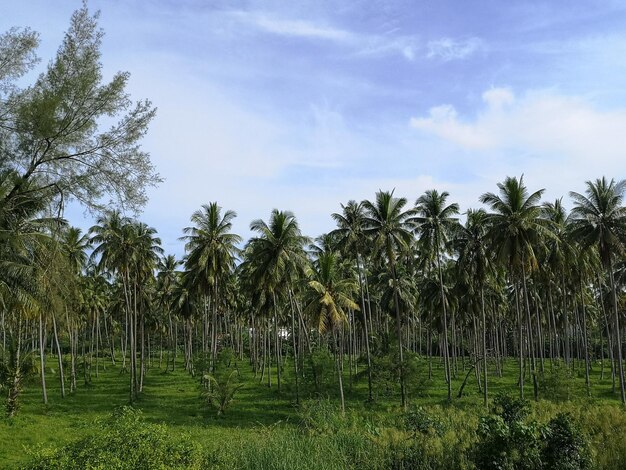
[427, 37, 483, 61]
[409, 104, 492, 149]
[252, 15, 353, 41]
[409, 87, 626, 207]
[412, 88, 626, 162]
[229, 10, 419, 61]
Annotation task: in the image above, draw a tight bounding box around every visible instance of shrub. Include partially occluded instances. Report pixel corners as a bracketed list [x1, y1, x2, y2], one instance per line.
[541, 361, 574, 402]
[471, 395, 542, 469]
[541, 413, 591, 470]
[403, 406, 444, 437]
[25, 407, 202, 469]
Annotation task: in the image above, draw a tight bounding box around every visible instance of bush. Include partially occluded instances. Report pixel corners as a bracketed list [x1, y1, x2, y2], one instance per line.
[541, 361, 574, 402]
[471, 395, 542, 469]
[303, 349, 336, 396]
[542, 413, 590, 470]
[403, 406, 444, 437]
[25, 407, 202, 469]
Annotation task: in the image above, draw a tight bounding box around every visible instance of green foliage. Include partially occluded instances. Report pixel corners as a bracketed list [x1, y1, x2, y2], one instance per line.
[472, 395, 542, 469]
[541, 362, 575, 402]
[403, 405, 444, 437]
[299, 398, 347, 434]
[202, 370, 244, 416]
[304, 349, 336, 395]
[24, 407, 201, 469]
[369, 351, 430, 400]
[0, 348, 37, 417]
[1, 5, 159, 212]
[370, 352, 399, 398]
[541, 413, 590, 470]
[375, 406, 475, 470]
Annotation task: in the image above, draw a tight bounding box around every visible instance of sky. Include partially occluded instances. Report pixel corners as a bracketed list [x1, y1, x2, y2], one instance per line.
[3, 0, 626, 256]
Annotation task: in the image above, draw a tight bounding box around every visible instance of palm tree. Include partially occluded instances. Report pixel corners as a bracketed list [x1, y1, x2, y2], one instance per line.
[304, 250, 359, 413]
[181, 202, 241, 374]
[363, 190, 414, 408]
[541, 199, 576, 365]
[454, 209, 492, 406]
[569, 177, 626, 404]
[480, 176, 549, 400]
[157, 255, 181, 371]
[90, 215, 162, 401]
[246, 209, 309, 395]
[412, 189, 460, 402]
[330, 200, 375, 401]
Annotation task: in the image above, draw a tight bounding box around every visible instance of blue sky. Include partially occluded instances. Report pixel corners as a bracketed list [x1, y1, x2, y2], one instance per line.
[3, 0, 626, 256]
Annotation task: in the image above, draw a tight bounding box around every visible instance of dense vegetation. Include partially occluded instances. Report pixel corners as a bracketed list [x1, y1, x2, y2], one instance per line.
[3, 5, 626, 469]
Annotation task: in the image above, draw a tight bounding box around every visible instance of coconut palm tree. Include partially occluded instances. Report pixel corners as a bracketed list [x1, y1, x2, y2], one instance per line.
[304, 249, 359, 413]
[245, 209, 309, 394]
[412, 189, 460, 402]
[181, 203, 242, 373]
[480, 176, 549, 400]
[363, 190, 414, 408]
[569, 177, 626, 404]
[90, 215, 162, 401]
[454, 209, 492, 406]
[331, 200, 375, 401]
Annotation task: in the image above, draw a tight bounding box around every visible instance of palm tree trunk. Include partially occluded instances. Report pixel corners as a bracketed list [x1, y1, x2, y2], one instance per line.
[481, 287, 488, 407]
[514, 280, 524, 400]
[355, 252, 373, 401]
[334, 329, 345, 415]
[435, 244, 452, 403]
[521, 263, 538, 400]
[608, 258, 625, 404]
[39, 313, 48, 405]
[52, 312, 65, 399]
[579, 277, 591, 396]
[389, 255, 406, 409]
[287, 290, 300, 405]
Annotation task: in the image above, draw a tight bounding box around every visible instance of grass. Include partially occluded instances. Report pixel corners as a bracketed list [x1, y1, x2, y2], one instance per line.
[1, 352, 624, 468]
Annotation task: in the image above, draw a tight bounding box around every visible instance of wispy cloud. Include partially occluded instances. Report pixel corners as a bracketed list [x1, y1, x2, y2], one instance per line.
[252, 15, 353, 42]
[427, 37, 483, 61]
[229, 10, 420, 61]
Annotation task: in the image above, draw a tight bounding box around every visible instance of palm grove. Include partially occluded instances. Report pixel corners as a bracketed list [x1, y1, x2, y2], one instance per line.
[2, 8, 626, 418]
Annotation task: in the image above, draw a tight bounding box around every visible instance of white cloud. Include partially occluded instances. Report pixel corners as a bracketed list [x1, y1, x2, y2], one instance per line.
[253, 15, 353, 41]
[427, 37, 483, 61]
[482, 87, 515, 109]
[409, 87, 626, 211]
[411, 88, 626, 168]
[409, 104, 492, 149]
[229, 10, 420, 61]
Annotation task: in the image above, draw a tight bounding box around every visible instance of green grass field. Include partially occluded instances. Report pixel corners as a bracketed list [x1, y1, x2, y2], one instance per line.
[1, 354, 625, 468]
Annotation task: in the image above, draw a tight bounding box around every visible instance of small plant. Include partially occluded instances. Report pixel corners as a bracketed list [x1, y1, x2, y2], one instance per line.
[202, 369, 243, 416]
[541, 361, 574, 402]
[298, 398, 345, 434]
[404, 406, 444, 437]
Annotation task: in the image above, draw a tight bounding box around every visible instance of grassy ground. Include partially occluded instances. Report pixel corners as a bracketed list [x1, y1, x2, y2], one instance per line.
[0, 352, 623, 468]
